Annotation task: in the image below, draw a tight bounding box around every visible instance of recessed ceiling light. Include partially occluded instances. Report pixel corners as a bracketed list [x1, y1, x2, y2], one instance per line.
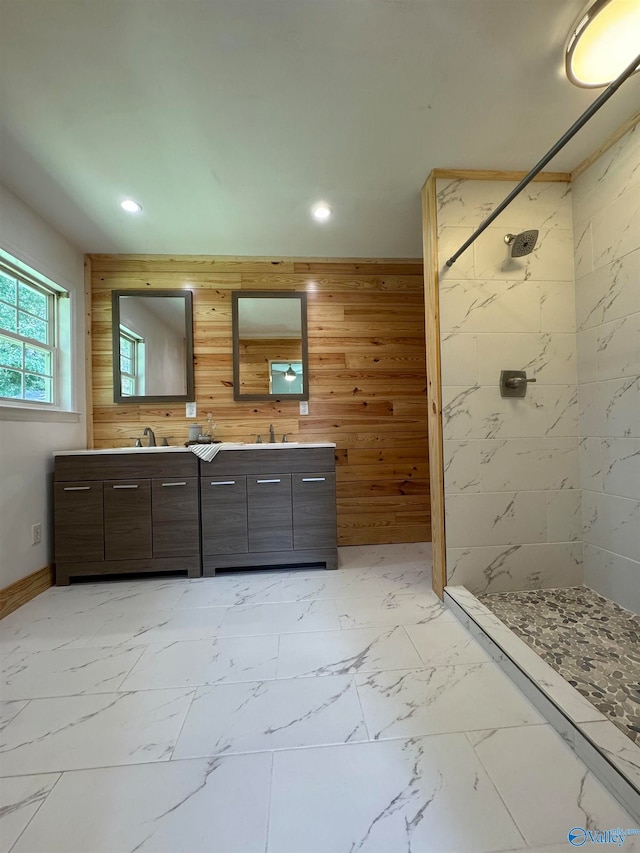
[312, 203, 332, 222]
[120, 199, 142, 214]
[566, 0, 640, 87]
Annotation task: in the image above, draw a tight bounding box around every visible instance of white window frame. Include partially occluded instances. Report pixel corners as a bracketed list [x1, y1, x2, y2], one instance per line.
[118, 324, 145, 397]
[0, 258, 66, 409]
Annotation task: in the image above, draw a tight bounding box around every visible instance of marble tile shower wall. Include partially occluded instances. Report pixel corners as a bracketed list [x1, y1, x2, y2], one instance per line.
[572, 125, 640, 615]
[436, 178, 582, 595]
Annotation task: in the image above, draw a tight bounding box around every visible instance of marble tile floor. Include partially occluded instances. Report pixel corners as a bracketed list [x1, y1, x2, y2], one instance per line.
[1, 543, 638, 853]
[480, 587, 640, 748]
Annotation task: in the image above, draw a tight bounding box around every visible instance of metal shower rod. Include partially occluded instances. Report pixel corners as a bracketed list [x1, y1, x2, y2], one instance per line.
[445, 51, 640, 268]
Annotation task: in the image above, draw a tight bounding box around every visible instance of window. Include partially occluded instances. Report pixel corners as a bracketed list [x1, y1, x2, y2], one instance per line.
[119, 325, 145, 397]
[0, 266, 58, 404]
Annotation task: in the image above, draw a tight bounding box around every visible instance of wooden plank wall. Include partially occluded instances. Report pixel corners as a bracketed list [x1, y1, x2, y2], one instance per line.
[89, 255, 430, 546]
[239, 337, 302, 395]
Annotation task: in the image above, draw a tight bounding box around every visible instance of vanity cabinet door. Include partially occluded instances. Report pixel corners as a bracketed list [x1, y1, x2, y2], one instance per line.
[247, 474, 293, 552]
[103, 480, 152, 561]
[152, 477, 199, 558]
[54, 482, 104, 563]
[201, 476, 248, 555]
[293, 473, 337, 550]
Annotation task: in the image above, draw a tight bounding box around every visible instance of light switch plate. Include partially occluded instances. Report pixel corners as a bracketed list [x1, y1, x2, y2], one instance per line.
[299, 401, 309, 415]
[186, 402, 197, 418]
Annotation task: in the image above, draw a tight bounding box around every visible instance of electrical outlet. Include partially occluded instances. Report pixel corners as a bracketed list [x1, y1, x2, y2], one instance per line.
[299, 401, 309, 415]
[186, 402, 197, 418]
[31, 523, 42, 546]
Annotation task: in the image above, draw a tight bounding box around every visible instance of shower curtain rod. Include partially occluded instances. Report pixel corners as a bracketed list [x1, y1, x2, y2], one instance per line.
[445, 52, 640, 267]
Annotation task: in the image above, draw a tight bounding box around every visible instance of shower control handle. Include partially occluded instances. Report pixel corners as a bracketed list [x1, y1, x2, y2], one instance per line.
[505, 376, 536, 388]
[500, 370, 536, 398]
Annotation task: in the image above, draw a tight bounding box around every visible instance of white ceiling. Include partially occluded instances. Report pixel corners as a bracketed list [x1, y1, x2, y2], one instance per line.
[1, 0, 638, 258]
[120, 295, 187, 337]
[238, 296, 302, 338]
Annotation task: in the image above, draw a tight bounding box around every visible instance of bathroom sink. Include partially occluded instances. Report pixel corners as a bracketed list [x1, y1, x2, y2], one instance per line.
[122, 446, 187, 452]
[53, 446, 190, 456]
[224, 442, 302, 448]
[232, 442, 339, 450]
[54, 441, 335, 458]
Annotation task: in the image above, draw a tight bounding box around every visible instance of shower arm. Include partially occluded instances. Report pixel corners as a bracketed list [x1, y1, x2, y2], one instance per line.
[445, 52, 640, 268]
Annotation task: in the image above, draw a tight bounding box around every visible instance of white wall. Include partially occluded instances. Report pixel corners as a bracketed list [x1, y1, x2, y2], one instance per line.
[436, 178, 582, 594]
[119, 298, 185, 395]
[573, 125, 640, 614]
[0, 184, 86, 588]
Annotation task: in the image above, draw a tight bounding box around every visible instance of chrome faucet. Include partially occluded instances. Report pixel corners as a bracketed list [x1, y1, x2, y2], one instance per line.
[143, 427, 156, 447]
[269, 424, 275, 443]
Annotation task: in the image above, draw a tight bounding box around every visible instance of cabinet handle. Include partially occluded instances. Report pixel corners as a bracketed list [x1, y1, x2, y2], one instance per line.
[63, 486, 90, 491]
[161, 482, 187, 487]
[112, 484, 139, 489]
[210, 480, 236, 486]
[256, 479, 281, 484]
[302, 477, 326, 482]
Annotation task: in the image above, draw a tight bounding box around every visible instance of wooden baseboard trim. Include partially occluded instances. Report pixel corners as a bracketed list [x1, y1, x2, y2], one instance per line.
[0, 565, 54, 620]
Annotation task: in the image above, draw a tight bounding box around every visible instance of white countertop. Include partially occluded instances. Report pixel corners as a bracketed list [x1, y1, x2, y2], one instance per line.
[53, 442, 336, 456]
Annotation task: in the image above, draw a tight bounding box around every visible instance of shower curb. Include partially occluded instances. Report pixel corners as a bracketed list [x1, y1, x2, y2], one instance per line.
[445, 585, 640, 823]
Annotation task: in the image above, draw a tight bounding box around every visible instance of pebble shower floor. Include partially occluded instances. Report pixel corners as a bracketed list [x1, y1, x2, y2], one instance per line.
[480, 586, 640, 747]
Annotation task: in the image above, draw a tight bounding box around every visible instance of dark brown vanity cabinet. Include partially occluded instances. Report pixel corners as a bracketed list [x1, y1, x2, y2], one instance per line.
[151, 477, 200, 559]
[292, 473, 337, 550]
[54, 446, 338, 584]
[200, 476, 248, 555]
[104, 479, 152, 561]
[53, 481, 104, 564]
[200, 447, 338, 575]
[247, 475, 293, 552]
[54, 453, 201, 585]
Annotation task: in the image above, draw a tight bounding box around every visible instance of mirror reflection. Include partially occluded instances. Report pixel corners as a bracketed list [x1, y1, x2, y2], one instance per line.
[233, 292, 308, 401]
[270, 361, 303, 394]
[112, 291, 194, 403]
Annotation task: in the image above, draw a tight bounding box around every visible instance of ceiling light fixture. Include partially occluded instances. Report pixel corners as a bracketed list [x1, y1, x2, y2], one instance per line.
[565, 0, 640, 87]
[120, 199, 143, 214]
[312, 203, 332, 222]
[284, 365, 297, 381]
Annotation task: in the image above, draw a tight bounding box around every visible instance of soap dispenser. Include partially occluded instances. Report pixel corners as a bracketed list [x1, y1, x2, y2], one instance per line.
[206, 412, 216, 440]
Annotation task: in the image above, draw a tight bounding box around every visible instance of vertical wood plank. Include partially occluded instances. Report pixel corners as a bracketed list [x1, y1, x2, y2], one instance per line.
[422, 175, 446, 598]
[84, 255, 94, 448]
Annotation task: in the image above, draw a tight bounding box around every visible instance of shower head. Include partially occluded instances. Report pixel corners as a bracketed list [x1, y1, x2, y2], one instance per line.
[504, 230, 539, 258]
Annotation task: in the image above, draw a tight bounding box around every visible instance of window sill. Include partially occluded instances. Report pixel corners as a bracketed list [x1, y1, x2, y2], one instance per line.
[0, 404, 82, 423]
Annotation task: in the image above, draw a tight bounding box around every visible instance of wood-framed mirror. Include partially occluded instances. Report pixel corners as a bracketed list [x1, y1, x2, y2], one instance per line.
[232, 291, 309, 401]
[111, 290, 195, 403]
